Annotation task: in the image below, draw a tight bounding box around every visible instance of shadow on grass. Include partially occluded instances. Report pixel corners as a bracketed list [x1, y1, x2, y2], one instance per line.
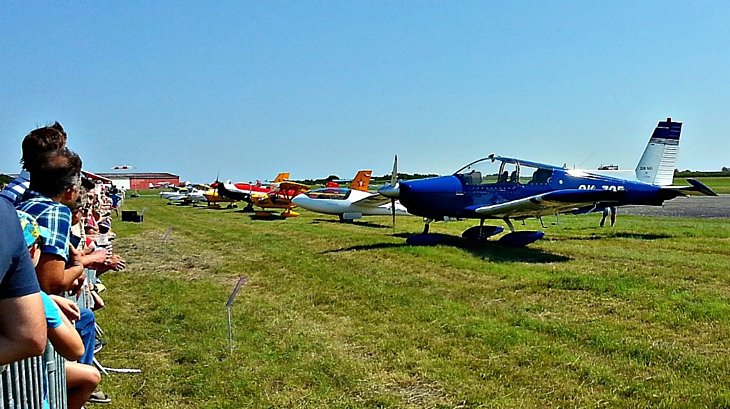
[560, 232, 672, 241]
[611, 232, 672, 240]
[310, 219, 392, 229]
[195, 205, 236, 211]
[325, 233, 570, 264]
[234, 208, 256, 214]
[248, 214, 287, 221]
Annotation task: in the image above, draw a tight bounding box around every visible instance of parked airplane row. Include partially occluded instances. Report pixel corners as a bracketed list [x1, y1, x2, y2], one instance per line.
[159, 118, 717, 246]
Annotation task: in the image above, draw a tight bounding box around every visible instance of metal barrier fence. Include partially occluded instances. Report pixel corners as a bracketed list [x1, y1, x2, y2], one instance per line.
[0, 345, 67, 409]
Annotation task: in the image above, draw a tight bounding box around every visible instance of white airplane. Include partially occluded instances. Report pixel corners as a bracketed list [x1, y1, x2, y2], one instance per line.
[160, 185, 209, 205]
[292, 170, 411, 222]
[159, 187, 189, 201]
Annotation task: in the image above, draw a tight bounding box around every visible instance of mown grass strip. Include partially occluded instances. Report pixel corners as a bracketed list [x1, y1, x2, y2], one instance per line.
[100, 196, 730, 408]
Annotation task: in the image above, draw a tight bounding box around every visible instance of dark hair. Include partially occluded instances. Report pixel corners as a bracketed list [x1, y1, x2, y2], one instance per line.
[28, 148, 82, 197]
[21, 122, 67, 172]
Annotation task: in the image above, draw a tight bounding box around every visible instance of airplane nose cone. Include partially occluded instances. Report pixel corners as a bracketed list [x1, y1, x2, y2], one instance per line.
[291, 193, 306, 206]
[378, 183, 400, 198]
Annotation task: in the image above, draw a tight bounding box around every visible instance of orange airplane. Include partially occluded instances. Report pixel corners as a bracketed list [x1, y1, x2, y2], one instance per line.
[250, 180, 311, 217]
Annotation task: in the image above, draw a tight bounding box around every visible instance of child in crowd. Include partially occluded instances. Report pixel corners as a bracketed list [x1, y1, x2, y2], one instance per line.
[18, 210, 100, 409]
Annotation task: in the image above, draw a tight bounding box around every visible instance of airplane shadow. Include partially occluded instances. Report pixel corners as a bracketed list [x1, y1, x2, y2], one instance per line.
[611, 232, 672, 240]
[562, 232, 672, 241]
[311, 219, 392, 229]
[196, 205, 236, 211]
[248, 214, 286, 221]
[324, 233, 570, 264]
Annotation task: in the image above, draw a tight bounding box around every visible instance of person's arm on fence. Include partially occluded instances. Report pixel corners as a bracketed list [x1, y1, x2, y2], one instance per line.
[35, 252, 85, 295]
[44, 293, 84, 360]
[0, 200, 46, 364]
[0, 293, 47, 364]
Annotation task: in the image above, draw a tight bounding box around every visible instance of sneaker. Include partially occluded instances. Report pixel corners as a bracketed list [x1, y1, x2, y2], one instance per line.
[93, 339, 107, 354]
[88, 390, 111, 404]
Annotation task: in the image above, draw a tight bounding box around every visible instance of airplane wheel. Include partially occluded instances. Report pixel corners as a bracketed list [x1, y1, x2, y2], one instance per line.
[338, 215, 354, 223]
[497, 231, 544, 247]
[462, 225, 504, 241]
[406, 233, 443, 246]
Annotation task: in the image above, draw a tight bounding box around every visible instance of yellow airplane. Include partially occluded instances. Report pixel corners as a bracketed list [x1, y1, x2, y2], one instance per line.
[251, 180, 311, 217]
[208, 172, 290, 209]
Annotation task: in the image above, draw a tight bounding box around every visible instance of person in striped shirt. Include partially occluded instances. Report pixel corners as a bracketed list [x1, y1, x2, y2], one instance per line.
[16, 148, 84, 296]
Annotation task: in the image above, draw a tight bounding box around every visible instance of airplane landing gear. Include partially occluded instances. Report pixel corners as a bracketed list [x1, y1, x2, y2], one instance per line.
[281, 209, 300, 218]
[498, 217, 544, 247]
[462, 225, 504, 241]
[498, 231, 545, 247]
[406, 233, 443, 246]
[405, 219, 441, 245]
[422, 218, 433, 234]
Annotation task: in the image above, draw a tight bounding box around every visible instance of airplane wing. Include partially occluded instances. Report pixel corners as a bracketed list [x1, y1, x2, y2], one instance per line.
[472, 189, 624, 218]
[278, 181, 310, 192]
[275, 181, 311, 199]
[351, 193, 392, 207]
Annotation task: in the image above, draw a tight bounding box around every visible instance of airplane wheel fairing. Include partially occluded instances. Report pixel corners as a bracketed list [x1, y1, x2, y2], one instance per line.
[462, 225, 504, 241]
[498, 231, 544, 247]
[406, 233, 444, 246]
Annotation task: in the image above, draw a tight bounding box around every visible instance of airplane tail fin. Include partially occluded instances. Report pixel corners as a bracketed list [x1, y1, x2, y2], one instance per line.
[659, 178, 719, 201]
[349, 170, 372, 191]
[272, 172, 290, 183]
[635, 118, 682, 186]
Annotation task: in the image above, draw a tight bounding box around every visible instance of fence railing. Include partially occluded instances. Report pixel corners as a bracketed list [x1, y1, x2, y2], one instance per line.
[0, 345, 67, 409]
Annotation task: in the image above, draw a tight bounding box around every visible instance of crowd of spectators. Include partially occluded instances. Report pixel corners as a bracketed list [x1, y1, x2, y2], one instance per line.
[1, 122, 126, 408]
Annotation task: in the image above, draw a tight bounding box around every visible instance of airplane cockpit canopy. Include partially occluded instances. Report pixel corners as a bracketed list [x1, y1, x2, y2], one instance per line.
[454, 155, 559, 186]
[303, 187, 352, 200]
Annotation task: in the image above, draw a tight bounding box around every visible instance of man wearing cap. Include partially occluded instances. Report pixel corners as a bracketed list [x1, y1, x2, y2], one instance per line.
[0, 196, 46, 364]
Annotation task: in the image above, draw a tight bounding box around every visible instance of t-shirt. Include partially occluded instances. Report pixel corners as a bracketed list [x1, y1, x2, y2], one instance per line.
[0, 198, 40, 298]
[40, 292, 63, 329]
[16, 191, 72, 262]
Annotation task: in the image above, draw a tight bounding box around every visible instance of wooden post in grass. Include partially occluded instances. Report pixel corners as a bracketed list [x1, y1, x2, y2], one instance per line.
[226, 277, 248, 353]
[161, 226, 173, 243]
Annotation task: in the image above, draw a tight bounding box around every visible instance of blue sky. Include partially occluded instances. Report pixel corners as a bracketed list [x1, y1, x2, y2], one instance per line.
[1, 1, 729, 182]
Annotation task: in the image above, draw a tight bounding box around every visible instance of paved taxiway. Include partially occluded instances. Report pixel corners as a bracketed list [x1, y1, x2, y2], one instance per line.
[620, 195, 730, 218]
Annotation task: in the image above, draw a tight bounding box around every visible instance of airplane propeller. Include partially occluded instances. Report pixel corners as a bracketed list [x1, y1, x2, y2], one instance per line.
[377, 155, 400, 227]
[214, 172, 221, 196]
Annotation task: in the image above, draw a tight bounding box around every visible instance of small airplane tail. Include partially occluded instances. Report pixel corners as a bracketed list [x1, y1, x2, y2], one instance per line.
[635, 118, 682, 186]
[272, 172, 290, 183]
[659, 178, 718, 201]
[349, 170, 372, 192]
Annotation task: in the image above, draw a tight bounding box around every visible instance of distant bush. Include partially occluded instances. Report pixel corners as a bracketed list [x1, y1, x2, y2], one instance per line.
[675, 169, 730, 177]
[0, 174, 11, 185]
[295, 173, 440, 187]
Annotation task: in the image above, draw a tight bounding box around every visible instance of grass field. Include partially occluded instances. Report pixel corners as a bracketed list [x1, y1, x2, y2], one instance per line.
[698, 177, 730, 194]
[100, 196, 730, 408]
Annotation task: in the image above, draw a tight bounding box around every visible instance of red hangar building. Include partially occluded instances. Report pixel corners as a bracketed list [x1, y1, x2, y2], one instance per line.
[96, 172, 181, 190]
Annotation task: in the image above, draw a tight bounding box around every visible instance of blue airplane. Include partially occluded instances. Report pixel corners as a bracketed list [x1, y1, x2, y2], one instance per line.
[378, 118, 717, 247]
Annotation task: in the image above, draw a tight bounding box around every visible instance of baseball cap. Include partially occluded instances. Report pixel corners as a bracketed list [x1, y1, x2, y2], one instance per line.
[17, 210, 51, 247]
